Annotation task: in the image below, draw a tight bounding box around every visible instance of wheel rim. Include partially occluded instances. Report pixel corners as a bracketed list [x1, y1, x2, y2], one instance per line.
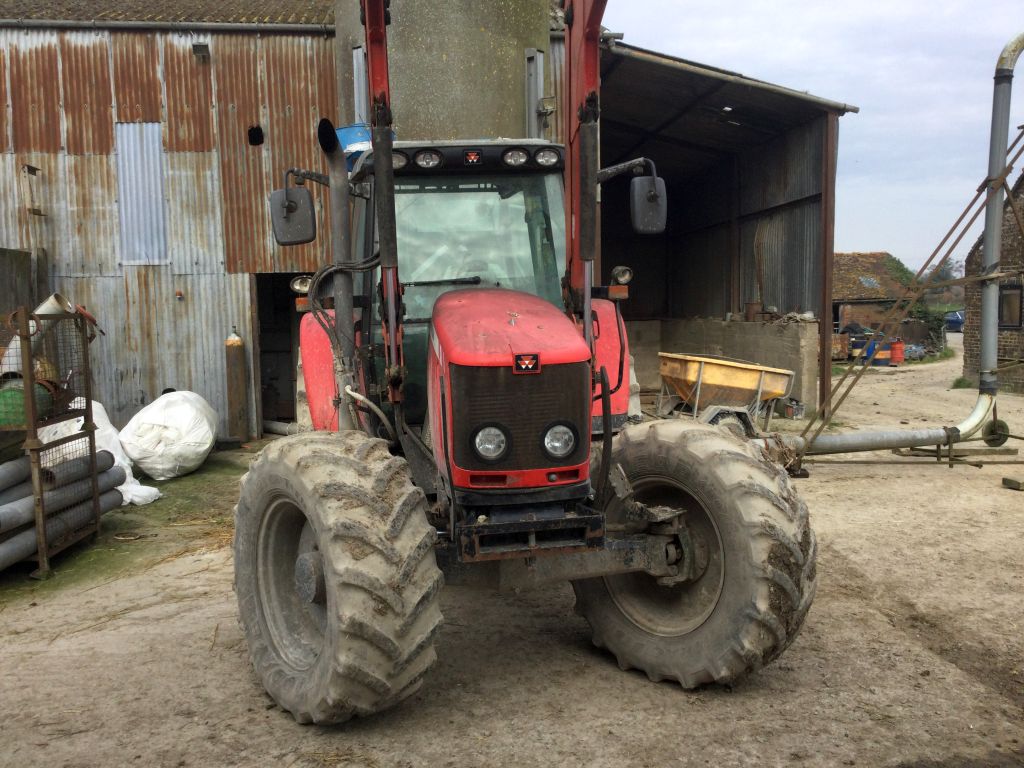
[604, 475, 725, 637]
[256, 496, 328, 671]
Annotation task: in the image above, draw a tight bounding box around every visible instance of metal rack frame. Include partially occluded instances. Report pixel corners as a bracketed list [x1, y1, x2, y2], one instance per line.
[1, 308, 98, 577]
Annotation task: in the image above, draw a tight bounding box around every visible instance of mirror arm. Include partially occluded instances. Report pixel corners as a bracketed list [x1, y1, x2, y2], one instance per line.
[278, 168, 330, 220]
[282, 167, 330, 190]
[596, 157, 658, 187]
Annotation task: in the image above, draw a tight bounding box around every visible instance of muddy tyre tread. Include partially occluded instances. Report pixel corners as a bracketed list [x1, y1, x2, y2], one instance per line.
[234, 432, 443, 724]
[575, 419, 816, 688]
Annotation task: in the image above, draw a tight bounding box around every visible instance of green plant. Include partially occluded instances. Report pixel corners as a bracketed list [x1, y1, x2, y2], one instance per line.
[883, 255, 917, 289]
[951, 376, 973, 389]
[905, 302, 948, 344]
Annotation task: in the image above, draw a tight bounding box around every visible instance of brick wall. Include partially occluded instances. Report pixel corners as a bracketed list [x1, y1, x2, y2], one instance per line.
[963, 176, 1024, 392]
[838, 303, 890, 330]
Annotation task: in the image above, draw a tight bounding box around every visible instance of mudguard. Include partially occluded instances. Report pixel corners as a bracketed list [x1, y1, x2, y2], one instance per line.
[590, 298, 630, 433]
[299, 310, 338, 431]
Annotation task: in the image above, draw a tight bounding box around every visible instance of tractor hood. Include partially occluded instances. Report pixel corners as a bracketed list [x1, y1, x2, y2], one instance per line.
[430, 289, 591, 368]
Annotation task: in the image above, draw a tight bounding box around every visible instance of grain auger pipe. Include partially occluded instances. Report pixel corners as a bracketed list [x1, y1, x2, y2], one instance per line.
[765, 31, 1024, 460]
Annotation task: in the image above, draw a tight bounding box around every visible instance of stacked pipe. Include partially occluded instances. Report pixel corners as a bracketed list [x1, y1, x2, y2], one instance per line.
[0, 450, 124, 572]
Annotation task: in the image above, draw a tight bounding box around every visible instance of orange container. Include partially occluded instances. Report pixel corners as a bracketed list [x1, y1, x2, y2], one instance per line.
[890, 340, 905, 365]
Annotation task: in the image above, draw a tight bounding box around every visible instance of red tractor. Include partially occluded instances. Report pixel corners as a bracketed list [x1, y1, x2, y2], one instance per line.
[234, 0, 816, 724]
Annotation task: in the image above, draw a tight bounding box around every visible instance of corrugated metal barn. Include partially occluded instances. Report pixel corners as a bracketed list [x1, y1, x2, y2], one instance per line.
[0, 1, 853, 434]
[0, 11, 348, 437]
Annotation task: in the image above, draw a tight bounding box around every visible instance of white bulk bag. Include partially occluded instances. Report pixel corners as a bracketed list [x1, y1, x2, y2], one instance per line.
[119, 392, 218, 481]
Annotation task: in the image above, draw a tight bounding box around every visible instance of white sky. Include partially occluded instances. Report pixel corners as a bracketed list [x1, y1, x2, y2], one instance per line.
[602, 1, 1024, 270]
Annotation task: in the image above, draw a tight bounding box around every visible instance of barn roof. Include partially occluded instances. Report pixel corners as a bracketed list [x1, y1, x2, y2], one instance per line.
[0, 0, 332, 25]
[833, 252, 910, 302]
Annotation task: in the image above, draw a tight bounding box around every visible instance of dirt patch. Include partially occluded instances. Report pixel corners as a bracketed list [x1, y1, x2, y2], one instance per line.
[0, 447, 256, 602]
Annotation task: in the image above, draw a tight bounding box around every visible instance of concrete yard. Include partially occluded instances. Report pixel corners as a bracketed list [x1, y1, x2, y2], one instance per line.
[2, 335, 1023, 768]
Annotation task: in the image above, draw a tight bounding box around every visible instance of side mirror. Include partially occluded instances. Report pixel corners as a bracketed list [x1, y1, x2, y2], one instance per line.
[630, 176, 667, 235]
[270, 187, 316, 246]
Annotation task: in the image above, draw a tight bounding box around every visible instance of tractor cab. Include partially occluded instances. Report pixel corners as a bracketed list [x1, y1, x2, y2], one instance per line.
[348, 140, 569, 428]
[351, 140, 566, 313]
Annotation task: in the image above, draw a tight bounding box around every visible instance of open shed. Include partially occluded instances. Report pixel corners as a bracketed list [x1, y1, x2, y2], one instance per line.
[588, 41, 856, 409]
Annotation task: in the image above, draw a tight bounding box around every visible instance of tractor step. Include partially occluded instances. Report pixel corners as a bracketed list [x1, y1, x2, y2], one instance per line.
[455, 504, 604, 562]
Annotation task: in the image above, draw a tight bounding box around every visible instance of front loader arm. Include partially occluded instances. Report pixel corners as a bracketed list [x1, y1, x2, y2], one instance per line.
[360, 0, 404, 403]
[563, 0, 608, 344]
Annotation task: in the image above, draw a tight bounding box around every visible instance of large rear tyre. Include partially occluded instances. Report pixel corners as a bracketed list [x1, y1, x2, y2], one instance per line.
[574, 420, 816, 687]
[234, 432, 443, 724]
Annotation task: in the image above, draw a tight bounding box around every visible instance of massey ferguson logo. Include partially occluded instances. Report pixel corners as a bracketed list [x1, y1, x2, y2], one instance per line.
[514, 353, 540, 374]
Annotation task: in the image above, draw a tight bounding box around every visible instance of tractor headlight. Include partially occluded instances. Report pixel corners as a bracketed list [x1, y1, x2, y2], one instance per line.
[473, 426, 509, 461]
[542, 424, 576, 460]
[289, 275, 312, 295]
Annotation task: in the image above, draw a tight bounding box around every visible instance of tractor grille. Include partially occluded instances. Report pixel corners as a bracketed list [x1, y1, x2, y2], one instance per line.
[449, 362, 590, 471]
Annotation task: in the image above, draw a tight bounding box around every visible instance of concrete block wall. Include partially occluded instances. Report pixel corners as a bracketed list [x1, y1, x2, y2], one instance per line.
[625, 318, 819, 410]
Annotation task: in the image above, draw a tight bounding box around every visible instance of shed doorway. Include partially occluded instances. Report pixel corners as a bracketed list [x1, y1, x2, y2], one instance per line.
[255, 273, 304, 431]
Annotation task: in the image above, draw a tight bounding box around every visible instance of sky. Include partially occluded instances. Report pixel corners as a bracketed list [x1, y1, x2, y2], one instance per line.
[602, 1, 1024, 271]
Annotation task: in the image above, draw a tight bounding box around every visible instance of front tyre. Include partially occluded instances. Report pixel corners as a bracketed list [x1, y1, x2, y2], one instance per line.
[574, 420, 816, 687]
[234, 432, 443, 724]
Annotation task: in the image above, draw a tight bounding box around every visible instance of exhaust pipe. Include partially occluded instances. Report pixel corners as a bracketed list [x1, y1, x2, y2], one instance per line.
[769, 33, 1024, 458]
[316, 118, 357, 432]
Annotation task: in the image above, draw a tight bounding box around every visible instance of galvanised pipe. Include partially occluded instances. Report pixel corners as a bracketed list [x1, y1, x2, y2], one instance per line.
[0, 466, 126, 534]
[980, 32, 1024, 396]
[770, 395, 995, 456]
[0, 456, 30, 494]
[0, 490, 123, 573]
[762, 34, 1024, 459]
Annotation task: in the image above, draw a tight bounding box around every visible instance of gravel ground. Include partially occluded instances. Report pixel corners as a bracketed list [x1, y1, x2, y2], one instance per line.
[2, 334, 1023, 768]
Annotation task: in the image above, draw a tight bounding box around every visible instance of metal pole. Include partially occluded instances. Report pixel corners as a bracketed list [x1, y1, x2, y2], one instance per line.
[980, 32, 1024, 396]
[818, 112, 839, 419]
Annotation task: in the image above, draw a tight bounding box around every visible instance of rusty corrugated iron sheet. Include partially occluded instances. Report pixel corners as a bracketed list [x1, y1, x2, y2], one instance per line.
[738, 119, 822, 215]
[59, 31, 114, 155]
[110, 31, 162, 122]
[0, 248, 35, 313]
[9, 31, 61, 152]
[162, 34, 215, 152]
[740, 203, 822, 315]
[0, 154, 17, 243]
[62, 154, 120, 276]
[262, 34, 332, 273]
[166, 151, 224, 274]
[14, 154, 62, 259]
[54, 270, 257, 437]
[214, 34, 273, 273]
[0, 43, 9, 153]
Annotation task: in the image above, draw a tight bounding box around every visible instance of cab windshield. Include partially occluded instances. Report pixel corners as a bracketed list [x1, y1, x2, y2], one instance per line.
[393, 173, 565, 320]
